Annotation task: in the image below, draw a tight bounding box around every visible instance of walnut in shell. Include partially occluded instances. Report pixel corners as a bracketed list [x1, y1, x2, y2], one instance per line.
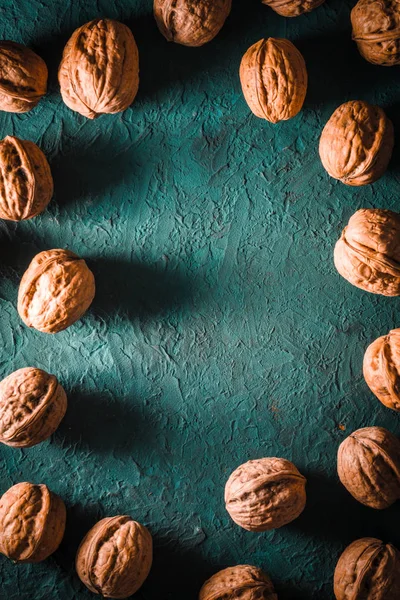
[199, 565, 278, 600]
[334, 538, 400, 599]
[0, 41, 47, 113]
[0, 482, 66, 563]
[364, 329, 400, 412]
[225, 457, 306, 531]
[337, 426, 400, 509]
[319, 101, 394, 186]
[334, 209, 400, 296]
[262, 0, 325, 17]
[351, 0, 400, 66]
[240, 38, 307, 124]
[59, 19, 139, 119]
[76, 516, 153, 598]
[154, 0, 232, 47]
[18, 249, 95, 334]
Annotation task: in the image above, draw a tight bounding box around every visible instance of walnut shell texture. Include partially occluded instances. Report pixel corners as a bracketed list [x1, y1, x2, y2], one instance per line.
[364, 329, 400, 412]
[337, 426, 400, 510]
[0, 136, 53, 221]
[351, 0, 400, 66]
[334, 209, 400, 296]
[76, 516, 153, 598]
[0, 41, 47, 113]
[199, 565, 278, 600]
[18, 249, 95, 334]
[319, 101, 394, 186]
[334, 537, 400, 599]
[225, 457, 306, 531]
[59, 19, 139, 119]
[154, 0, 232, 47]
[0, 482, 66, 563]
[262, 0, 325, 17]
[240, 38, 307, 124]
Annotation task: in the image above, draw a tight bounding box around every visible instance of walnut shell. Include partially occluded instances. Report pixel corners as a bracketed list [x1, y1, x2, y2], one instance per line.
[364, 329, 400, 412]
[334, 538, 400, 599]
[262, 0, 325, 17]
[0, 482, 66, 563]
[0, 41, 47, 113]
[334, 209, 400, 296]
[154, 0, 232, 47]
[239, 38, 307, 124]
[199, 565, 278, 600]
[319, 101, 394, 186]
[225, 457, 306, 531]
[18, 249, 95, 334]
[59, 19, 139, 119]
[76, 516, 153, 598]
[351, 0, 400, 66]
[337, 426, 400, 510]
[0, 136, 53, 221]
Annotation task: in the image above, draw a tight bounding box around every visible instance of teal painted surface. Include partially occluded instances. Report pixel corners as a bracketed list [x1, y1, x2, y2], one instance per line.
[0, 0, 400, 598]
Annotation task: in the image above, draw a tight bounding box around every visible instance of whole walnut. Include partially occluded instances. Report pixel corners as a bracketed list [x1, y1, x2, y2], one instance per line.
[154, 0, 232, 47]
[59, 19, 139, 119]
[364, 329, 400, 411]
[334, 209, 400, 296]
[18, 249, 95, 334]
[337, 426, 400, 509]
[0, 482, 66, 563]
[225, 457, 306, 531]
[334, 538, 400, 599]
[262, 0, 325, 17]
[0, 41, 47, 113]
[319, 101, 394, 186]
[199, 565, 278, 600]
[76, 516, 153, 598]
[351, 0, 400, 66]
[0, 136, 53, 221]
[240, 38, 307, 124]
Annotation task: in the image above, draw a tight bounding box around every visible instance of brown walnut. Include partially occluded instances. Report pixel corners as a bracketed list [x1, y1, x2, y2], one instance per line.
[199, 565, 278, 600]
[154, 0, 232, 47]
[334, 537, 400, 599]
[319, 101, 394, 186]
[18, 249, 95, 334]
[261, 0, 325, 17]
[240, 38, 307, 124]
[0, 482, 66, 563]
[0, 41, 47, 113]
[337, 426, 400, 509]
[76, 516, 153, 598]
[351, 0, 400, 66]
[334, 209, 400, 296]
[59, 19, 139, 119]
[364, 328, 400, 411]
[225, 457, 306, 531]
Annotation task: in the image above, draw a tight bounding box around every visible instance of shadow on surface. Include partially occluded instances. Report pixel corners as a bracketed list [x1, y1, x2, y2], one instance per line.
[56, 500, 103, 570]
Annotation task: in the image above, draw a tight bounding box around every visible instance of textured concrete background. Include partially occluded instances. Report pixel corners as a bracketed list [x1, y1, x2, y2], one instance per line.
[0, 0, 399, 598]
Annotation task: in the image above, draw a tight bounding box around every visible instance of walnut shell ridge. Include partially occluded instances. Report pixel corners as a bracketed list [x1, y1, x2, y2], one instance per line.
[76, 516, 153, 598]
[199, 565, 278, 600]
[59, 19, 139, 119]
[334, 537, 400, 599]
[351, 0, 400, 66]
[225, 457, 306, 531]
[154, 0, 232, 47]
[364, 328, 400, 412]
[18, 249, 95, 334]
[319, 101, 394, 186]
[0, 482, 66, 563]
[334, 209, 400, 296]
[261, 0, 325, 17]
[0, 41, 47, 113]
[240, 38, 307, 124]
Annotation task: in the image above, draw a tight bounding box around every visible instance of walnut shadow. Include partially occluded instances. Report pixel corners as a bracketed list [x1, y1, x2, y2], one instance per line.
[383, 100, 400, 179]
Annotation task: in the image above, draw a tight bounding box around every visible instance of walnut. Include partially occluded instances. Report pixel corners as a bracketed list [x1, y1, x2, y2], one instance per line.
[76, 516, 153, 598]
[154, 0, 232, 47]
[225, 457, 306, 531]
[18, 249, 95, 334]
[239, 38, 307, 124]
[319, 101, 394, 186]
[351, 0, 400, 66]
[199, 565, 278, 600]
[334, 209, 400, 296]
[0, 482, 66, 563]
[59, 19, 139, 119]
[334, 538, 400, 599]
[261, 0, 325, 17]
[0, 41, 47, 113]
[364, 328, 400, 411]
